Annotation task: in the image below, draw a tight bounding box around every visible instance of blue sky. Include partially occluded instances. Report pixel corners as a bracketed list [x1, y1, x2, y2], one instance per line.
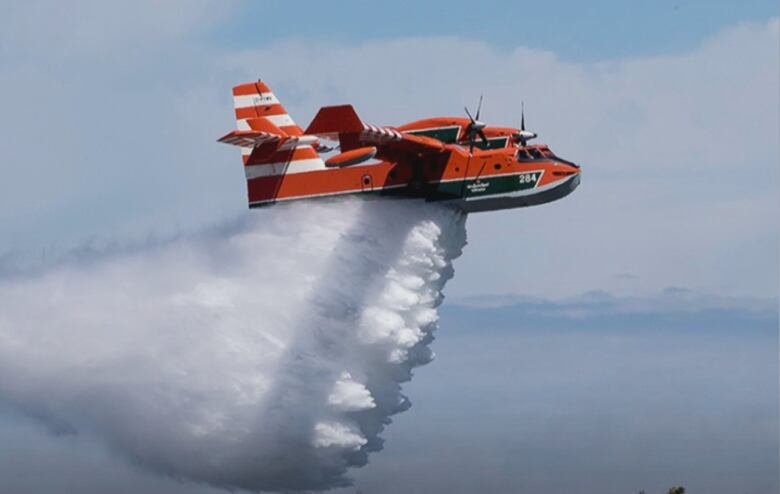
[0, 1, 778, 493]
[219, 0, 778, 61]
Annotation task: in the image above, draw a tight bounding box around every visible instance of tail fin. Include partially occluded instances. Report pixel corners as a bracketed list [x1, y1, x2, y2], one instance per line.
[221, 80, 326, 206]
[232, 80, 304, 136]
[228, 80, 321, 166]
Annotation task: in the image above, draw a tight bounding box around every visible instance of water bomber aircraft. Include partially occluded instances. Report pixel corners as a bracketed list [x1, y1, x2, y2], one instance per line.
[218, 80, 581, 212]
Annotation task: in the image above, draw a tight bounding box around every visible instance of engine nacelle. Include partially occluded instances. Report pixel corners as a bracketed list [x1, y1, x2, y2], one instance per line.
[513, 130, 538, 142]
[325, 146, 377, 167]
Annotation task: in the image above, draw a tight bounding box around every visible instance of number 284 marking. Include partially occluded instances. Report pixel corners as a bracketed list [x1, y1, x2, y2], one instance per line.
[518, 173, 538, 185]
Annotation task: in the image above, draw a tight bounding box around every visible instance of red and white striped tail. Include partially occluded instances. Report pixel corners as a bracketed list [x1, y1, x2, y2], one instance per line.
[232, 80, 303, 136]
[233, 80, 311, 166]
[227, 80, 326, 193]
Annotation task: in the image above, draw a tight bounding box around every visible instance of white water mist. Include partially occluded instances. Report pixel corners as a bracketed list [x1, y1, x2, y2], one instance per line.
[0, 197, 467, 491]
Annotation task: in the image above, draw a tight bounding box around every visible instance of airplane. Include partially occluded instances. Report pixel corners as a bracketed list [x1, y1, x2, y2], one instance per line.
[218, 80, 581, 212]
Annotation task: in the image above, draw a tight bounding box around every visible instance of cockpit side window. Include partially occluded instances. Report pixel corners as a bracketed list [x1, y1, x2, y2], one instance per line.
[529, 148, 544, 159]
[516, 149, 532, 161]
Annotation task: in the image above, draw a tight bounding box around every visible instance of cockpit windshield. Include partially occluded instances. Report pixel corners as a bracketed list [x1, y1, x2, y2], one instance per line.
[516, 147, 551, 161]
[515, 146, 578, 168]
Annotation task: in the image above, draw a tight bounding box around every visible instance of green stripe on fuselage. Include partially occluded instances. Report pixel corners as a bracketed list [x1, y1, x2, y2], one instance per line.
[406, 125, 460, 143]
[462, 171, 541, 198]
[431, 171, 542, 199]
[405, 126, 508, 150]
[436, 170, 542, 198]
[469, 137, 509, 150]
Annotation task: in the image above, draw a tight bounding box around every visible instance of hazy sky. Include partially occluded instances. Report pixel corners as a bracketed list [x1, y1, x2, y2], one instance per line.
[2, 294, 776, 493]
[340, 296, 778, 494]
[0, 1, 777, 493]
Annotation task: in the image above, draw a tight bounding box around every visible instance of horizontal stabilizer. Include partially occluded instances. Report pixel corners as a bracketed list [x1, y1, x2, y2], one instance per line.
[217, 130, 278, 147]
[218, 117, 288, 148]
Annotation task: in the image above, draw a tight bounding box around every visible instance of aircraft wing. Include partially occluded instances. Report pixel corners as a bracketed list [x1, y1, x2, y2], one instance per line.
[305, 105, 448, 159]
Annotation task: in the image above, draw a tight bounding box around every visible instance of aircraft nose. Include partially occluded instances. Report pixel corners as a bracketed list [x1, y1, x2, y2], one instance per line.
[570, 165, 581, 186]
[553, 162, 581, 190]
[553, 163, 581, 177]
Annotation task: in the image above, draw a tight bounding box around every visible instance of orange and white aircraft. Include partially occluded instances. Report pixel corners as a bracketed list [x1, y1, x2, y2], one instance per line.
[218, 80, 581, 212]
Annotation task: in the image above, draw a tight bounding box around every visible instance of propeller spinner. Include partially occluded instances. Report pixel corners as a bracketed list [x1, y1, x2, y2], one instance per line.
[513, 101, 538, 147]
[464, 95, 489, 153]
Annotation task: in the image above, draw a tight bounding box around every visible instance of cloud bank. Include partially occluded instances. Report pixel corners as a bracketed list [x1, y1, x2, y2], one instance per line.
[0, 197, 466, 491]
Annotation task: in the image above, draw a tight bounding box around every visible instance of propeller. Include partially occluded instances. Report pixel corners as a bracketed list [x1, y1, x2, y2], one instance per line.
[464, 95, 488, 153]
[521, 101, 526, 133]
[514, 101, 538, 147]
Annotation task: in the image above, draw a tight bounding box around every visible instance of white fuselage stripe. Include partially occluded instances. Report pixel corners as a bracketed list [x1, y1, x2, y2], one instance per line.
[435, 169, 546, 184]
[243, 164, 555, 183]
[249, 183, 408, 206]
[245, 158, 326, 179]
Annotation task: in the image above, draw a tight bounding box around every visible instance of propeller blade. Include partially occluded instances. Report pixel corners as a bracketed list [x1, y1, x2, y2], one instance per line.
[464, 106, 475, 123]
[521, 101, 525, 131]
[464, 95, 488, 154]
